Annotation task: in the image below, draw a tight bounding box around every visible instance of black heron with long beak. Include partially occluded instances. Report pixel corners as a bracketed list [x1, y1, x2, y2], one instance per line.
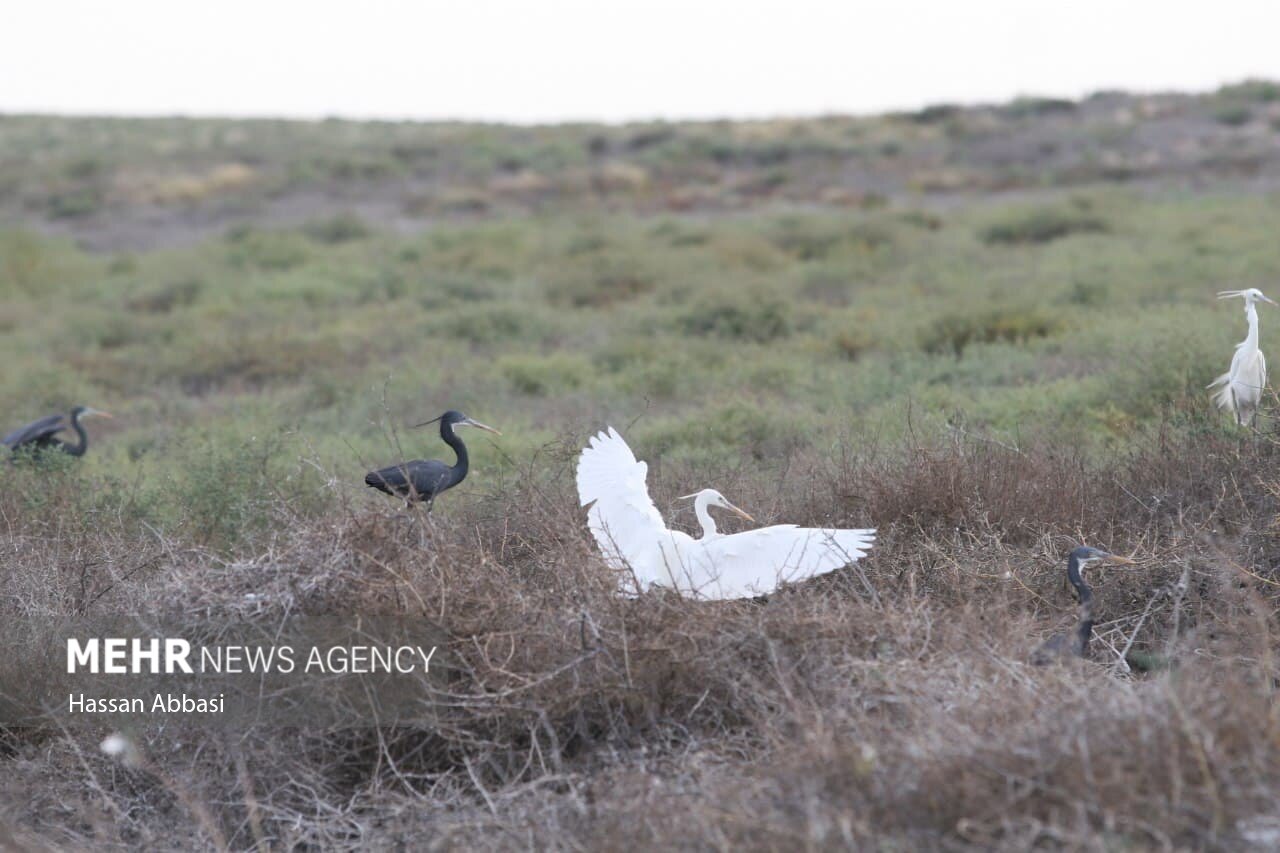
[365, 410, 501, 508]
[1031, 546, 1135, 665]
[3, 406, 113, 458]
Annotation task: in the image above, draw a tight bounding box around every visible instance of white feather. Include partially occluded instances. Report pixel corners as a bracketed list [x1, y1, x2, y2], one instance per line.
[576, 427, 688, 588]
[1211, 293, 1270, 425]
[576, 428, 876, 599]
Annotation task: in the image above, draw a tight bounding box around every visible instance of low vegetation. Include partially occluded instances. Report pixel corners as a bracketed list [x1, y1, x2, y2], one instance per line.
[4, 86, 1280, 849]
[3, 421, 1279, 850]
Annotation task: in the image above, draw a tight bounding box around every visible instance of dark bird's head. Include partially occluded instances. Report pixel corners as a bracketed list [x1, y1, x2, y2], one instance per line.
[413, 410, 501, 436]
[1067, 546, 1134, 593]
[70, 405, 113, 422]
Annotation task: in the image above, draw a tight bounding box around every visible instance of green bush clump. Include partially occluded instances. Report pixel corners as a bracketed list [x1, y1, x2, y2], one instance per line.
[0, 230, 54, 294]
[1216, 79, 1280, 102]
[47, 187, 104, 219]
[171, 334, 345, 394]
[545, 250, 655, 307]
[303, 212, 371, 244]
[500, 353, 591, 396]
[921, 309, 1061, 356]
[906, 103, 961, 124]
[1001, 96, 1076, 118]
[980, 207, 1108, 246]
[766, 216, 895, 262]
[899, 210, 943, 230]
[225, 227, 311, 271]
[127, 278, 204, 314]
[439, 304, 551, 345]
[835, 327, 876, 360]
[681, 291, 792, 343]
[1214, 104, 1253, 127]
[645, 401, 806, 462]
[169, 432, 302, 549]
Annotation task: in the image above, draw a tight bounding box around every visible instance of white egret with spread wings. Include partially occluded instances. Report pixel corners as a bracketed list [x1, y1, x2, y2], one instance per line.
[1209, 288, 1275, 426]
[576, 427, 875, 599]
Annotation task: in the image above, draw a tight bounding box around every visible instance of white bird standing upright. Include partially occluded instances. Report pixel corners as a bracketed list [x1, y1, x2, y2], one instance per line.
[1209, 288, 1276, 426]
[576, 427, 876, 599]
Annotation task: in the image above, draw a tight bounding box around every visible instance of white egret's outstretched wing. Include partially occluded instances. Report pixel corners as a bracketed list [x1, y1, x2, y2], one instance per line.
[680, 525, 876, 600]
[576, 427, 669, 577]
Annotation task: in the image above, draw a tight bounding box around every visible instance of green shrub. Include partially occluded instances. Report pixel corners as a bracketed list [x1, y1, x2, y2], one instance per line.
[127, 278, 204, 314]
[167, 433, 291, 549]
[1214, 104, 1253, 127]
[980, 208, 1108, 245]
[899, 210, 943, 230]
[545, 250, 655, 307]
[47, 187, 104, 219]
[681, 291, 792, 343]
[921, 309, 1061, 356]
[906, 104, 961, 124]
[835, 327, 875, 360]
[1216, 79, 1280, 102]
[439, 304, 551, 345]
[303, 212, 371, 244]
[500, 353, 591, 396]
[171, 335, 345, 393]
[356, 268, 409, 303]
[0, 230, 53, 294]
[1001, 96, 1076, 118]
[645, 402, 805, 462]
[62, 157, 104, 180]
[1066, 278, 1109, 307]
[225, 228, 310, 271]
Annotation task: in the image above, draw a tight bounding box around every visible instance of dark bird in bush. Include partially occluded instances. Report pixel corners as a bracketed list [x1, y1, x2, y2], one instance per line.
[3, 406, 113, 458]
[1031, 547, 1134, 665]
[365, 410, 501, 508]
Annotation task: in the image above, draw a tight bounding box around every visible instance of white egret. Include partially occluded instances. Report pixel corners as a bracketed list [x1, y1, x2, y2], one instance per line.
[576, 427, 876, 599]
[1208, 288, 1276, 426]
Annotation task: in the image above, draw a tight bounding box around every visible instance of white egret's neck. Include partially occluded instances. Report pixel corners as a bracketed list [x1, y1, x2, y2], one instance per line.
[693, 492, 719, 540]
[1244, 301, 1261, 349]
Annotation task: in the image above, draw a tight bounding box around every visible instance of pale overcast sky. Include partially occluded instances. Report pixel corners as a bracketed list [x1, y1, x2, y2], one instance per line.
[5, 1, 1279, 123]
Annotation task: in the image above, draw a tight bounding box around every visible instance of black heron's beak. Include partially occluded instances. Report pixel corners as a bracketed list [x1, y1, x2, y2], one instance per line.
[84, 408, 113, 420]
[1093, 552, 1136, 569]
[459, 417, 501, 436]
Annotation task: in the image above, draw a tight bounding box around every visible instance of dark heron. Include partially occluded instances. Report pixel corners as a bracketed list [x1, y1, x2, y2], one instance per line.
[1031, 546, 1134, 665]
[365, 410, 501, 508]
[3, 406, 113, 458]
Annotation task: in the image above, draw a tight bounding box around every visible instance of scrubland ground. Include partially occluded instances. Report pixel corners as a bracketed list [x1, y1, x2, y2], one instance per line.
[3, 84, 1280, 850]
